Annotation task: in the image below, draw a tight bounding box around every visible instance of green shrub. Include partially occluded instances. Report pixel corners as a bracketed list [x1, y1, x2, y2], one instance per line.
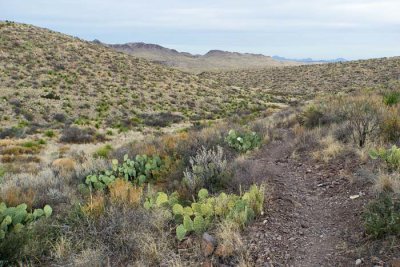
[369, 145, 400, 172]
[44, 130, 55, 138]
[383, 91, 400, 106]
[299, 105, 325, 128]
[363, 194, 400, 238]
[93, 144, 113, 159]
[225, 130, 261, 153]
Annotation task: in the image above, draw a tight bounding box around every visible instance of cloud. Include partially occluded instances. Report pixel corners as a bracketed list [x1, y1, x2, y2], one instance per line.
[1, 0, 400, 59]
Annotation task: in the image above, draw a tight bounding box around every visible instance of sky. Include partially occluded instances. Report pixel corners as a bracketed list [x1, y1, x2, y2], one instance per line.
[1, 0, 400, 60]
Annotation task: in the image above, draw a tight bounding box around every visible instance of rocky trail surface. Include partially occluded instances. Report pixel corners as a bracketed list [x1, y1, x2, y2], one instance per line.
[241, 129, 395, 267]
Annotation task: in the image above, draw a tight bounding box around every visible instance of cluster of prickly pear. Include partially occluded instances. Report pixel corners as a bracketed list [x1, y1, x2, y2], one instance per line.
[82, 154, 164, 193]
[0, 202, 52, 240]
[225, 129, 261, 153]
[147, 186, 265, 241]
[85, 170, 116, 191]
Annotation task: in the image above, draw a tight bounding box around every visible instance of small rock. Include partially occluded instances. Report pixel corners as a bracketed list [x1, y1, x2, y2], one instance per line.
[202, 233, 217, 257]
[355, 258, 362, 265]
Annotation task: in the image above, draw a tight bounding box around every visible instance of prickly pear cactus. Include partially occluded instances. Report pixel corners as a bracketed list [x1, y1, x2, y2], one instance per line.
[0, 202, 52, 240]
[198, 188, 209, 200]
[193, 215, 206, 234]
[176, 224, 187, 241]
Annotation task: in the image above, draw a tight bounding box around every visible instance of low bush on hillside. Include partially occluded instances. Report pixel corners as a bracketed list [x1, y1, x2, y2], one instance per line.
[363, 193, 400, 238]
[383, 91, 400, 106]
[60, 126, 104, 143]
[93, 144, 113, 159]
[380, 109, 400, 143]
[183, 146, 228, 194]
[141, 112, 184, 127]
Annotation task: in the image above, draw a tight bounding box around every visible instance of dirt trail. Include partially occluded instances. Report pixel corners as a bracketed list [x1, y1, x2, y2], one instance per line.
[244, 129, 371, 266]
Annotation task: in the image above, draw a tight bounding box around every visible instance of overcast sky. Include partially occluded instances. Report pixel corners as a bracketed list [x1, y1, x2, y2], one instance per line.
[2, 0, 400, 59]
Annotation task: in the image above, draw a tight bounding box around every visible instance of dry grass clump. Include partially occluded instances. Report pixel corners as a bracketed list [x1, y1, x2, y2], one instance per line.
[63, 204, 180, 266]
[108, 178, 143, 206]
[374, 173, 400, 194]
[312, 135, 345, 163]
[215, 220, 245, 257]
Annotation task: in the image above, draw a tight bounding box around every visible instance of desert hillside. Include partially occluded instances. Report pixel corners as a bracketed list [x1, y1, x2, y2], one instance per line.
[0, 22, 288, 133]
[201, 57, 400, 95]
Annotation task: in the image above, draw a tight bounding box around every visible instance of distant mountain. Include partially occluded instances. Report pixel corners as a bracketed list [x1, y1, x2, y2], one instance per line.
[98, 41, 301, 73]
[272, 55, 347, 63]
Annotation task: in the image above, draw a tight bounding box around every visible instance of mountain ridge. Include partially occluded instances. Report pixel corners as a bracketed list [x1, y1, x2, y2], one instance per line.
[99, 41, 301, 73]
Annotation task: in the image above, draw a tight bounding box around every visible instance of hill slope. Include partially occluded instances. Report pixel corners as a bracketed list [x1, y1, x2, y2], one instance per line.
[105, 42, 301, 73]
[201, 57, 400, 95]
[0, 22, 283, 132]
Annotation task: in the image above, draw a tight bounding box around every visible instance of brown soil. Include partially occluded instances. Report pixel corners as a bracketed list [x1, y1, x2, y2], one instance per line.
[242, 129, 398, 267]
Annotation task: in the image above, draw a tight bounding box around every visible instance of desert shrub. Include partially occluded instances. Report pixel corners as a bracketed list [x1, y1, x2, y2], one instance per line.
[380, 109, 400, 143]
[1, 186, 36, 209]
[225, 130, 261, 153]
[369, 145, 400, 172]
[44, 130, 55, 138]
[66, 203, 177, 265]
[141, 112, 183, 127]
[183, 146, 228, 194]
[299, 105, 325, 128]
[383, 91, 400, 106]
[363, 193, 400, 238]
[53, 113, 66, 123]
[0, 168, 74, 207]
[177, 124, 234, 163]
[340, 96, 382, 147]
[0, 127, 26, 139]
[333, 122, 353, 143]
[93, 144, 113, 159]
[41, 91, 61, 100]
[60, 126, 99, 143]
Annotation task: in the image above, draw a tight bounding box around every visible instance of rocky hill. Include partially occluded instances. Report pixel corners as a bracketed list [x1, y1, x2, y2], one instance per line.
[106, 41, 300, 73]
